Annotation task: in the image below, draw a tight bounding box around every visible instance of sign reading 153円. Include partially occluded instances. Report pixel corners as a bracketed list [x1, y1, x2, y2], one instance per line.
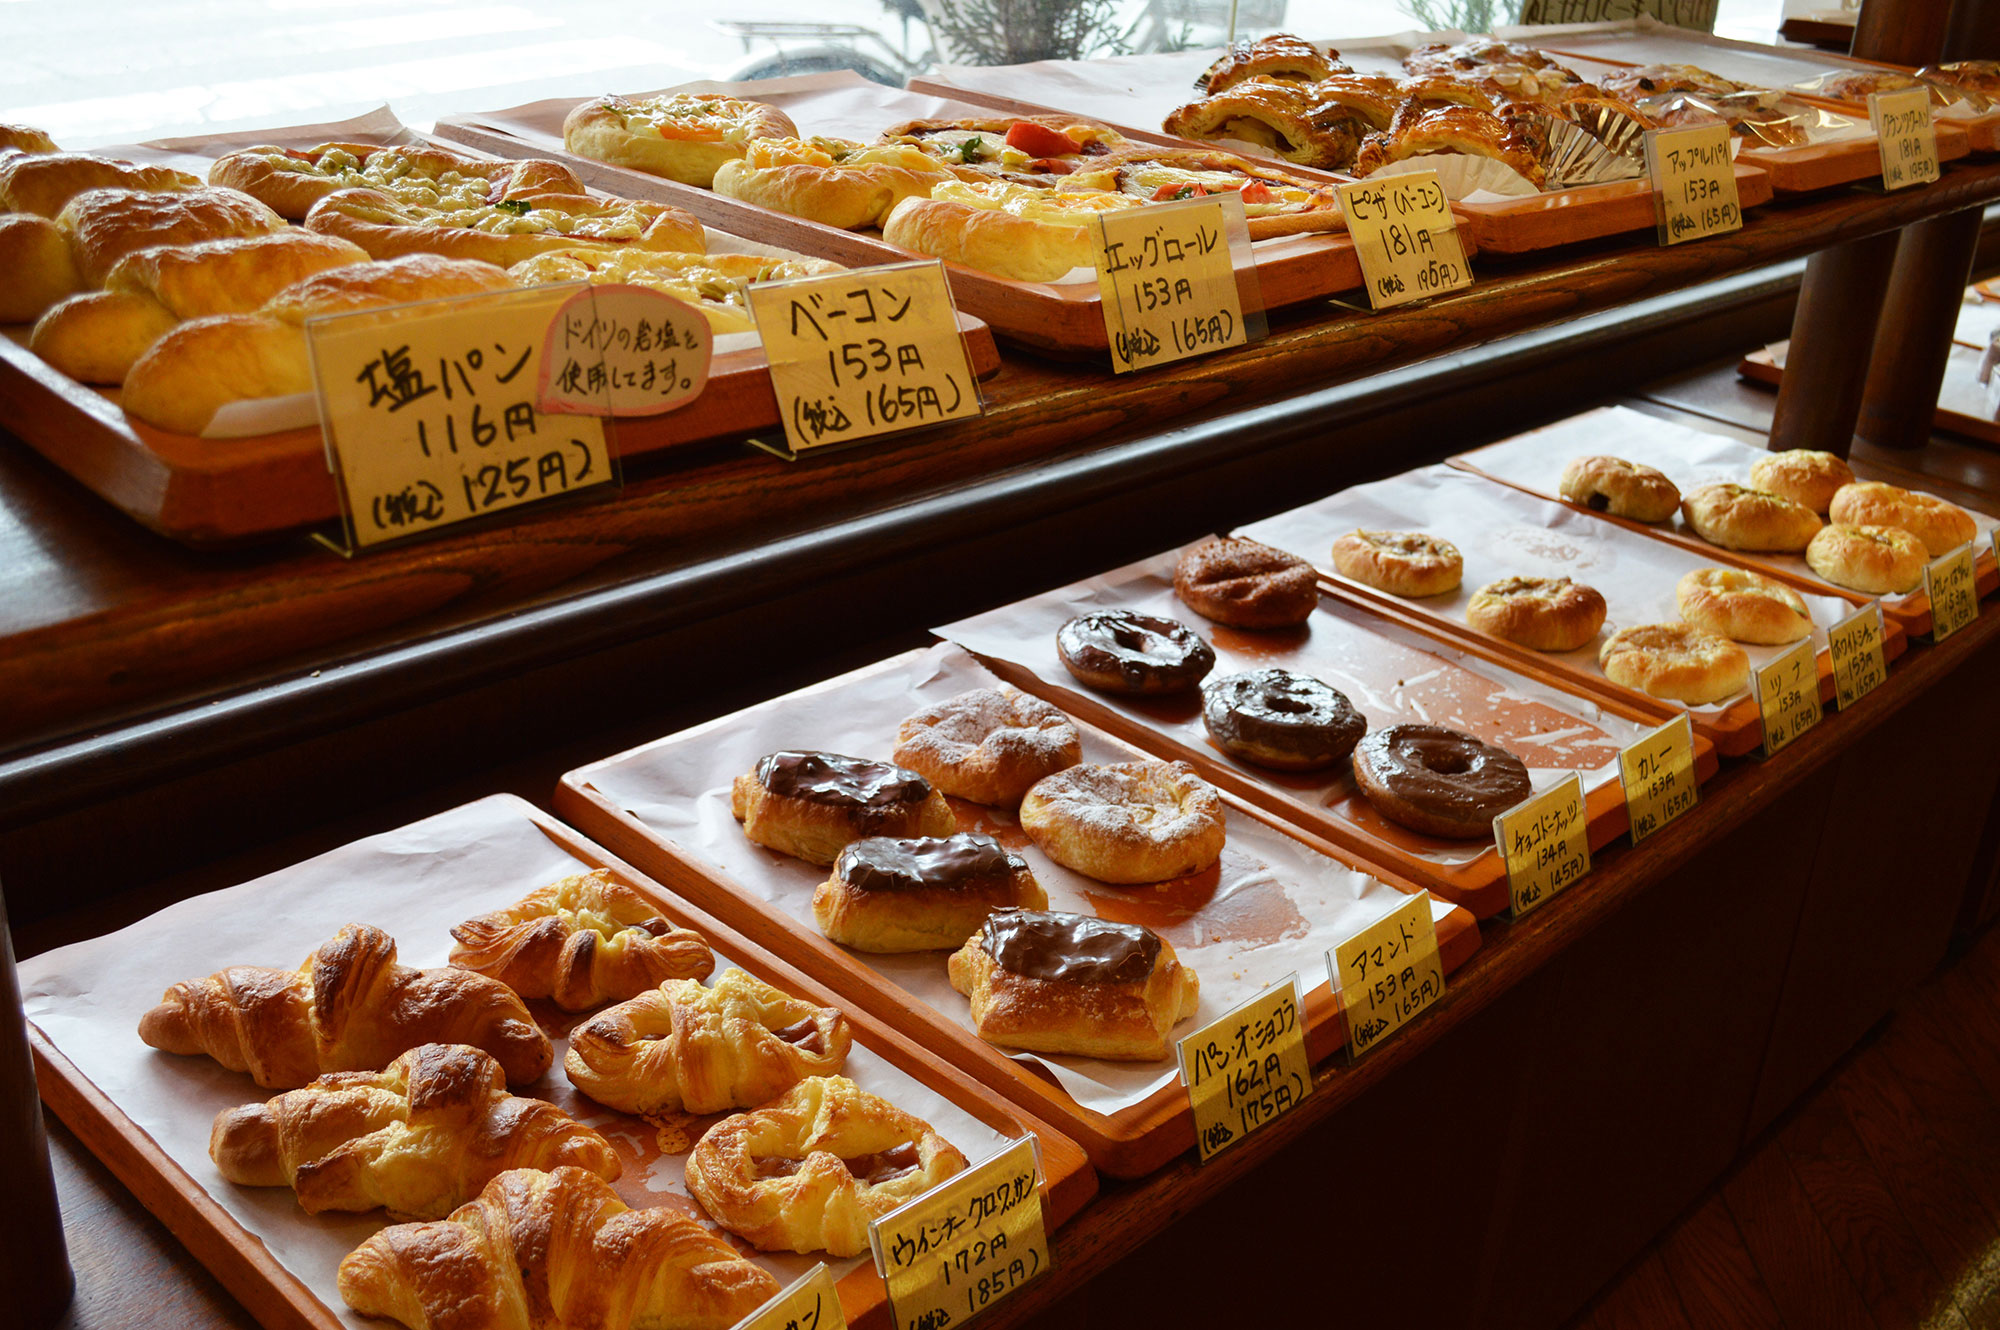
[1645, 123, 1742, 245]
[1756, 636, 1820, 757]
[1094, 190, 1258, 373]
[1334, 169, 1472, 309]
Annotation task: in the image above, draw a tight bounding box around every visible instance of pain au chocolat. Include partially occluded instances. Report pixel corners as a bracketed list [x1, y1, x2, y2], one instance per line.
[731, 750, 955, 867]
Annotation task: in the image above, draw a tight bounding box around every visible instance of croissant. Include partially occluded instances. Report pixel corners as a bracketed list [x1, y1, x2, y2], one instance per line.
[564, 968, 850, 1116]
[210, 1043, 619, 1219]
[450, 869, 715, 1011]
[139, 924, 553, 1089]
[339, 1165, 779, 1330]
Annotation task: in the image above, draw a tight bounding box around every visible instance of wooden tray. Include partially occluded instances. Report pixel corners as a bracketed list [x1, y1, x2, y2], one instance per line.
[1240, 463, 1911, 757]
[26, 794, 1093, 1330]
[936, 551, 1709, 917]
[430, 73, 1366, 358]
[1739, 345, 2000, 448]
[1446, 403, 1998, 638]
[551, 645, 1481, 1179]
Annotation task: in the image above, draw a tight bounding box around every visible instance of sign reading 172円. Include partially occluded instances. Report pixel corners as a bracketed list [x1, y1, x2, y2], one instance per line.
[869, 1136, 1047, 1330]
[1334, 169, 1472, 309]
[1645, 122, 1742, 246]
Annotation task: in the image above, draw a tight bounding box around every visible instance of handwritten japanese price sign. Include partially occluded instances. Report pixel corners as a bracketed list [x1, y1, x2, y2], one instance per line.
[1828, 602, 1888, 710]
[1094, 190, 1260, 373]
[1495, 773, 1589, 919]
[1330, 893, 1444, 1061]
[1618, 714, 1697, 845]
[1176, 974, 1311, 1162]
[868, 1136, 1046, 1330]
[1644, 123, 1742, 246]
[307, 283, 614, 551]
[1334, 169, 1472, 310]
[736, 1264, 845, 1330]
[1869, 87, 1941, 191]
[746, 261, 981, 454]
[539, 284, 709, 416]
[1756, 636, 1821, 757]
[1926, 542, 1978, 642]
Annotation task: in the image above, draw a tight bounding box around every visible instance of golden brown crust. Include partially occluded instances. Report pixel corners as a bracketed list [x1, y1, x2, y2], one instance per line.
[1680, 482, 1823, 553]
[812, 836, 1047, 952]
[1018, 760, 1225, 884]
[0, 152, 201, 218]
[730, 753, 955, 867]
[1466, 575, 1607, 652]
[1675, 568, 1813, 645]
[1750, 449, 1854, 515]
[893, 687, 1081, 806]
[712, 138, 951, 230]
[1804, 523, 1928, 595]
[881, 183, 1130, 282]
[29, 289, 178, 383]
[1174, 535, 1319, 627]
[1828, 481, 1976, 558]
[879, 115, 1128, 183]
[58, 185, 286, 286]
[506, 246, 843, 335]
[948, 916, 1199, 1060]
[0, 212, 83, 322]
[1331, 528, 1463, 597]
[1199, 34, 1341, 95]
[1353, 104, 1546, 187]
[0, 124, 59, 155]
[304, 185, 703, 266]
[1559, 455, 1681, 523]
[1067, 145, 1350, 237]
[210, 141, 585, 220]
[1164, 80, 1362, 171]
[564, 93, 800, 188]
[1598, 622, 1750, 705]
[1599, 63, 1747, 100]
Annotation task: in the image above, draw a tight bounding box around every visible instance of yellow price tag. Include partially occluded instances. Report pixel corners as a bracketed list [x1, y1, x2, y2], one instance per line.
[1330, 893, 1444, 1059]
[1869, 86, 1941, 191]
[1644, 122, 1743, 246]
[1828, 602, 1888, 709]
[1618, 714, 1697, 845]
[1333, 169, 1473, 310]
[1495, 773, 1590, 919]
[1756, 636, 1821, 757]
[1926, 542, 1978, 641]
[1094, 192, 1253, 373]
[869, 1136, 1047, 1330]
[736, 1264, 844, 1330]
[746, 261, 982, 453]
[1176, 975, 1311, 1162]
[307, 283, 614, 550]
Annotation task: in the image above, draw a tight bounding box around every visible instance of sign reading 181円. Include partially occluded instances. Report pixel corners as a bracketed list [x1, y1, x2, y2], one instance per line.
[1334, 169, 1472, 309]
[1094, 191, 1257, 373]
[1869, 86, 1941, 191]
[1645, 122, 1742, 245]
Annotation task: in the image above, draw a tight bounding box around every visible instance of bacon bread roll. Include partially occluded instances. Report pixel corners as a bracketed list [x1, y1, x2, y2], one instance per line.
[210, 141, 586, 220]
[882, 179, 1139, 283]
[565, 92, 800, 187]
[304, 184, 703, 267]
[711, 136, 953, 230]
[1198, 33, 1343, 95]
[508, 246, 843, 335]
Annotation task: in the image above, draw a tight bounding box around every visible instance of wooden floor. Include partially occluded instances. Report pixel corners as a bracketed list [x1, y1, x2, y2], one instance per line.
[1566, 918, 2000, 1330]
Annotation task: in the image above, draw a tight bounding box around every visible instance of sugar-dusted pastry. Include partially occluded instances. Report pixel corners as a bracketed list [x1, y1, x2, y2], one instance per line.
[450, 868, 714, 1011]
[210, 1043, 618, 1219]
[879, 115, 1126, 182]
[731, 750, 955, 867]
[339, 1165, 779, 1330]
[1559, 456, 1680, 523]
[1680, 482, 1822, 553]
[0, 151, 200, 218]
[209, 141, 586, 220]
[1174, 534, 1320, 628]
[1676, 568, 1812, 644]
[813, 833, 1046, 952]
[712, 136, 954, 230]
[686, 1076, 967, 1258]
[1055, 609, 1215, 695]
[1828, 481, 1976, 558]
[1019, 760, 1226, 884]
[1332, 529, 1463, 597]
[1750, 449, 1854, 515]
[564, 968, 850, 1115]
[948, 908, 1200, 1060]
[1466, 575, 1607, 652]
[1202, 668, 1366, 771]
[881, 178, 1141, 283]
[1351, 724, 1532, 839]
[564, 92, 800, 188]
[138, 923, 552, 1089]
[1198, 33, 1343, 95]
[1805, 523, 1927, 595]
[507, 246, 844, 335]
[893, 687, 1081, 806]
[1599, 622, 1750, 705]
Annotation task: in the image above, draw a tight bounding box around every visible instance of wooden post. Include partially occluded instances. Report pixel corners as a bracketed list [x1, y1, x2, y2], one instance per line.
[0, 887, 74, 1327]
[1766, 231, 1902, 457]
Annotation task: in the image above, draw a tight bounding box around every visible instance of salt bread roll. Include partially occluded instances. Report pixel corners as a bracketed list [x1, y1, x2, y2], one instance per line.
[58, 185, 286, 286]
[0, 213, 82, 321]
[0, 152, 200, 217]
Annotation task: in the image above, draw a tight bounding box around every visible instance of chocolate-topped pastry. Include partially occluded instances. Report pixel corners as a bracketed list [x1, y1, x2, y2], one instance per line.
[1202, 669, 1366, 771]
[1350, 723, 1531, 840]
[1056, 609, 1216, 695]
[813, 833, 1046, 953]
[949, 907, 1201, 1061]
[732, 750, 955, 867]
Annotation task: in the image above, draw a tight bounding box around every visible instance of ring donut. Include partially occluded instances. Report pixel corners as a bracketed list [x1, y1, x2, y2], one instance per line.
[1350, 724, 1531, 840]
[1201, 668, 1366, 770]
[1056, 610, 1215, 695]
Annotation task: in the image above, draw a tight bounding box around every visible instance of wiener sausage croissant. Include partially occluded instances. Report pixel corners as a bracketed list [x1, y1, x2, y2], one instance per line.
[338, 1165, 779, 1330]
[210, 1042, 617, 1219]
[139, 924, 552, 1089]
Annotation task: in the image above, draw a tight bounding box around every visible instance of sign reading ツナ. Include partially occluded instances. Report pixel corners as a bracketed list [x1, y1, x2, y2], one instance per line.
[538, 284, 710, 417]
[1645, 122, 1743, 245]
[1618, 714, 1698, 845]
[869, 1137, 1047, 1330]
[1094, 190, 1255, 372]
[1827, 602, 1888, 710]
[1330, 893, 1445, 1059]
[1756, 635, 1821, 756]
[1869, 86, 1941, 192]
[1495, 773, 1590, 919]
[1178, 975, 1312, 1162]
[1335, 169, 1472, 310]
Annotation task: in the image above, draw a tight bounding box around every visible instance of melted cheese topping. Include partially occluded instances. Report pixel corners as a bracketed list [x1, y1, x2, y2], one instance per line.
[613, 93, 770, 146]
[740, 136, 940, 173]
[509, 246, 844, 333]
[933, 179, 1141, 222]
[264, 146, 501, 211]
[1060, 160, 1328, 217]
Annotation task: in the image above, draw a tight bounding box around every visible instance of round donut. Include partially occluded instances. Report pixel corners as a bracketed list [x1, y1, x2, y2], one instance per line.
[1173, 535, 1318, 628]
[1675, 568, 1812, 645]
[1055, 610, 1215, 695]
[1750, 449, 1854, 515]
[1599, 623, 1750, 705]
[1350, 724, 1532, 840]
[1828, 481, 1976, 558]
[1679, 483, 1823, 553]
[1018, 760, 1226, 884]
[1200, 669, 1367, 771]
[1804, 523, 1927, 595]
[1559, 455, 1680, 523]
[1465, 576, 1607, 652]
[1331, 529, 1463, 597]
[893, 687, 1081, 806]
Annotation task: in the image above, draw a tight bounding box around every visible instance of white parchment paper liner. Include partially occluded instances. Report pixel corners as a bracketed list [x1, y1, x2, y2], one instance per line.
[573, 643, 1452, 1116]
[17, 795, 1008, 1329]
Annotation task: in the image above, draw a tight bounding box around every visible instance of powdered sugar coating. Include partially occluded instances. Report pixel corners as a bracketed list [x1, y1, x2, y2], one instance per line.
[1018, 760, 1226, 884]
[894, 687, 1082, 806]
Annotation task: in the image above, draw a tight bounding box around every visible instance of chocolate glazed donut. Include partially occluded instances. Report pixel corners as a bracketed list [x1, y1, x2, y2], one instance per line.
[1056, 610, 1216, 695]
[1350, 723, 1531, 840]
[1201, 669, 1367, 771]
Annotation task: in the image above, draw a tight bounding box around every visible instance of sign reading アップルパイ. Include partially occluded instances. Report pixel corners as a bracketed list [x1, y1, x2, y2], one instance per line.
[1645, 122, 1743, 245]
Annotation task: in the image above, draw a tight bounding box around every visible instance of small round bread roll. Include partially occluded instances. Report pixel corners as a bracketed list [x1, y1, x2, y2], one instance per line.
[1828, 481, 1976, 558]
[1750, 449, 1854, 515]
[1173, 535, 1318, 628]
[1599, 623, 1750, 705]
[1465, 576, 1607, 652]
[1019, 761, 1225, 884]
[1331, 529, 1462, 597]
[1675, 568, 1812, 645]
[0, 212, 83, 322]
[893, 687, 1080, 807]
[1559, 456, 1680, 523]
[1804, 523, 1927, 595]
[1680, 483, 1822, 553]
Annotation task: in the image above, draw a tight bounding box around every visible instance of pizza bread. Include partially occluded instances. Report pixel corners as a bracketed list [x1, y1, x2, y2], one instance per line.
[564, 92, 800, 187]
[210, 141, 586, 220]
[303, 185, 704, 266]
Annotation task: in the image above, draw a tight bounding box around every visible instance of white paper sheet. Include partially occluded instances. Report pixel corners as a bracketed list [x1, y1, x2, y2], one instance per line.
[18, 795, 1007, 1328]
[573, 644, 1453, 1116]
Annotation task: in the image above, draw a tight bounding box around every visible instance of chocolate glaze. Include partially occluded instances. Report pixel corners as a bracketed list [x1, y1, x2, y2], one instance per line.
[837, 833, 1025, 894]
[755, 751, 931, 809]
[981, 908, 1162, 985]
[752, 1142, 922, 1185]
[1201, 668, 1366, 770]
[1056, 610, 1215, 694]
[1353, 723, 1530, 824]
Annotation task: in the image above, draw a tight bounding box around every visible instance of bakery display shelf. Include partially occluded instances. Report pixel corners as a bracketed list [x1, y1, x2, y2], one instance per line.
[1447, 404, 1998, 637]
[429, 72, 1366, 359]
[24, 794, 1094, 1330]
[551, 645, 1480, 1179]
[1238, 463, 1910, 757]
[1738, 346, 1999, 447]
